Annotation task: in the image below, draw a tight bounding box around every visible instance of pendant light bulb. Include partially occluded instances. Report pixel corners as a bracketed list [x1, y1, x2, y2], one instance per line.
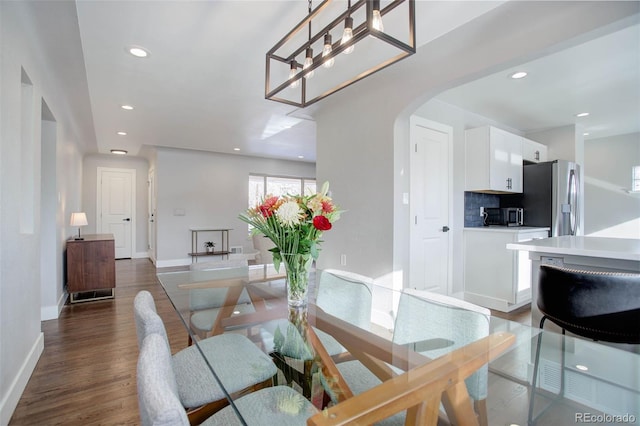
[341, 16, 354, 54]
[289, 61, 300, 89]
[303, 47, 314, 79]
[322, 34, 335, 68]
[372, 0, 384, 32]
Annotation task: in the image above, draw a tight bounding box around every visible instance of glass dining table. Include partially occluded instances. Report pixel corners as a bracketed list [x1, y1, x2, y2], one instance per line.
[156, 264, 639, 426]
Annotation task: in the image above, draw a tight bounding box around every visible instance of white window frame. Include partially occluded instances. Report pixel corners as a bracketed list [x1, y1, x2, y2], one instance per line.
[247, 174, 316, 231]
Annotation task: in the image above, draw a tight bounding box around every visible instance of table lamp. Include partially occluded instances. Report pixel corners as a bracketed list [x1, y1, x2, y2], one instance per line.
[70, 212, 88, 240]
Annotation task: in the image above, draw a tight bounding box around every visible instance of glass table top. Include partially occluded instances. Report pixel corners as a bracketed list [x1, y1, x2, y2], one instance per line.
[156, 264, 639, 425]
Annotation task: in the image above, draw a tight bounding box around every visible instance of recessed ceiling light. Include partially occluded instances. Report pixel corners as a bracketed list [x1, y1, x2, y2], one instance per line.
[510, 71, 528, 79]
[575, 364, 589, 371]
[117, 131, 127, 136]
[128, 46, 149, 58]
[576, 112, 590, 117]
[111, 149, 128, 155]
[298, 155, 304, 159]
[583, 132, 590, 136]
[233, 148, 240, 151]
[121, 105, 134, 110]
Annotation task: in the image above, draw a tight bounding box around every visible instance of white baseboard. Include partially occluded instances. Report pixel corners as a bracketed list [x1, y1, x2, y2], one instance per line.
[0, 332, 44, 425]
[463, 291, 530, 313]
[40, 291, 68, 321]
[133, 252, 149, 259]
[155, 258, 191, 268]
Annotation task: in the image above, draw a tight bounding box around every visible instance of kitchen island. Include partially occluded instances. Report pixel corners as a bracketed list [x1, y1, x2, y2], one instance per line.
[507, 236, 640, 337]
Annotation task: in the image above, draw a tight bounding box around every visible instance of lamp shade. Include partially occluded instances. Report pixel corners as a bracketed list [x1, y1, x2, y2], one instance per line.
[70, 212, 88, 227]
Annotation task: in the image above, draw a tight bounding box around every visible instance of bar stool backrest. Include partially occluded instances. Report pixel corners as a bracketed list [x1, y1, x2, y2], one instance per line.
[537, 265, 640, 343]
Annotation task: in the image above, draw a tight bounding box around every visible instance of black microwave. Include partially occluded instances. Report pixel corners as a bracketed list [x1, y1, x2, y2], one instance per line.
[485, 208, 523, 226]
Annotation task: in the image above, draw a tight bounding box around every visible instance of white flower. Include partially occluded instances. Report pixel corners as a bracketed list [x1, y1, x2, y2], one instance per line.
[276, 201, 303, 227]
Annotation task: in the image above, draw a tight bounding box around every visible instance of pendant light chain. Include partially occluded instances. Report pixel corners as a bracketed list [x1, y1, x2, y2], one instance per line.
[303, 0, 315, 79]
[308, 0, 312, 40]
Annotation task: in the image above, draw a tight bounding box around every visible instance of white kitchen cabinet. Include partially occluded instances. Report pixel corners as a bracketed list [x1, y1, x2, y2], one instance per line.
[463, 227, 549, 312]
[522, 137, 548, 163]
[465, 125, 523, 193]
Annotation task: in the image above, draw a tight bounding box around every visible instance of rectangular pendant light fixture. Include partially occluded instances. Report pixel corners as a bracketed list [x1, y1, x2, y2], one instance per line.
[266, 0, 415, 108]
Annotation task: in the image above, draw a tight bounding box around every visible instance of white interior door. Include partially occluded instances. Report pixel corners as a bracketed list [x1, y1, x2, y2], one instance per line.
[97, 167, 135, 259]
[147, 168, 156, 263]
[409, 117, 451, 294]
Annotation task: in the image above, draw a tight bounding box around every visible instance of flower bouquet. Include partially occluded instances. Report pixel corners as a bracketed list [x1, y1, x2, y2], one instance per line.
[238, 182, 341, 306]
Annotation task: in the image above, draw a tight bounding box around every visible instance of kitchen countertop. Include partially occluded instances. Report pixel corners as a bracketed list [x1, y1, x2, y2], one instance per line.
[464, 226, 550, 233]
[506, 235, 640, 262]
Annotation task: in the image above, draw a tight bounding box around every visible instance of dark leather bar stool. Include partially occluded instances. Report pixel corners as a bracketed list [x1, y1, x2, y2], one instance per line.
[528, 265, 640, 425]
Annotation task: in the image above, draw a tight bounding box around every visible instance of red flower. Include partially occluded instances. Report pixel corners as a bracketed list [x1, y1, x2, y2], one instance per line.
[313, 215, 332, 231]
[321, 200, 334, 213]
[259, 196, 279, 218]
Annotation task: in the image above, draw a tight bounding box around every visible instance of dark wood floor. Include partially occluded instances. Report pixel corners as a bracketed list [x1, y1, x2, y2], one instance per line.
[10, 259, 532, 425]
[9, 259, 189, 426]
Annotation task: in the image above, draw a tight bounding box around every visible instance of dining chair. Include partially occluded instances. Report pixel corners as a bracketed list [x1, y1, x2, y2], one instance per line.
[133, 291, 277, 425]
[252, 234, 276, 265]
[335, 289, 491, 426]
[137, 333, 318, 426]
[528, 265, 640, 425]
[308, 332, 515, 426]
[269, 269, 373, 398]
[188, 260, 255, 339]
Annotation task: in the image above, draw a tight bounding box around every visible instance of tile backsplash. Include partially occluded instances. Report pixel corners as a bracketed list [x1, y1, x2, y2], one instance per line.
[464, 192, 499, 227]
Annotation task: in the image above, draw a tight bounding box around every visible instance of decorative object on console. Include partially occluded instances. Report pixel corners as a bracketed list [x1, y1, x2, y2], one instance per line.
[70, 212, 88, 240]
[204, 241, 215, 253]
[238, 182, 341, 306]
[265, 0, 416, 108]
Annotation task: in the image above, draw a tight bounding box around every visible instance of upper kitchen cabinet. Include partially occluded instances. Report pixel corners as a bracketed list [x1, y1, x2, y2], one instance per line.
[465, 125, 523, 193]
[522, 137, 548, 163]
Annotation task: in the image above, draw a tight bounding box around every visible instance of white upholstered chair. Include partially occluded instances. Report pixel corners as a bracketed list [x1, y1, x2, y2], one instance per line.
[336, 289, 491, 426]
[252, 234, 276, 265]
[137, 333, 317, 426]
[133, 291, 277, 424]
[187, 260, 255, 338]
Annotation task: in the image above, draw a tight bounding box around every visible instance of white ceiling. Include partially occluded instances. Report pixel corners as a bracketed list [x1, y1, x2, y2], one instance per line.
[34, 1, 639, 162]
[75, 0, 319, 161]
[435, 22, 640, 141]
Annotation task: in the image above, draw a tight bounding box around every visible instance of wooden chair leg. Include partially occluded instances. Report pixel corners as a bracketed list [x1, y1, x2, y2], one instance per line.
[406, 396, 441, 426]
[474, 399, 488, 426]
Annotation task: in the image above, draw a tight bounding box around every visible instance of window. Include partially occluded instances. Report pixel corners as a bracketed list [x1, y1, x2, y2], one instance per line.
[249, 175, 316, 209]
[247, 175, 316, 233]
[633, 165, 640, 192]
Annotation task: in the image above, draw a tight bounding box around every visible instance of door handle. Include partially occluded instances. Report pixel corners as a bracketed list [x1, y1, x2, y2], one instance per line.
[442, 226, 450, 232]
[123, 218, 131, 222]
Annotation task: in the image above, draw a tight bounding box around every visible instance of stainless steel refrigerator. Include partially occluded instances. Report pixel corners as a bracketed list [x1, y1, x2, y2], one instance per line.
[519, 160, 581, 236]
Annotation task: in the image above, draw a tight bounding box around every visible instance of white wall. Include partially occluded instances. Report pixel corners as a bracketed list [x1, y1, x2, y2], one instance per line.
[584, 132, 640, 238]
[82, 154, 150, 258]
[526, 125, 585, 165]
[1, 1, 86, 422]
[315, 2, 638, 286]
[154, 148, 315, 267]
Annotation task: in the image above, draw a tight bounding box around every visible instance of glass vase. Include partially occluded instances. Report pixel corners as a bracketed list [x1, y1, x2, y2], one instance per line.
[282, 253, 313, 307]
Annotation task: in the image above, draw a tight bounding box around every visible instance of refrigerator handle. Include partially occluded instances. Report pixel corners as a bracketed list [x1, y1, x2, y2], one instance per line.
[568, 168, 578, 235]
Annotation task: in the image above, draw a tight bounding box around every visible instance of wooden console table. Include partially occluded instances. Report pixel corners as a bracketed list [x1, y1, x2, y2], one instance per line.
[188, 227, 232, 263]
[66, 234, 116, 303]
